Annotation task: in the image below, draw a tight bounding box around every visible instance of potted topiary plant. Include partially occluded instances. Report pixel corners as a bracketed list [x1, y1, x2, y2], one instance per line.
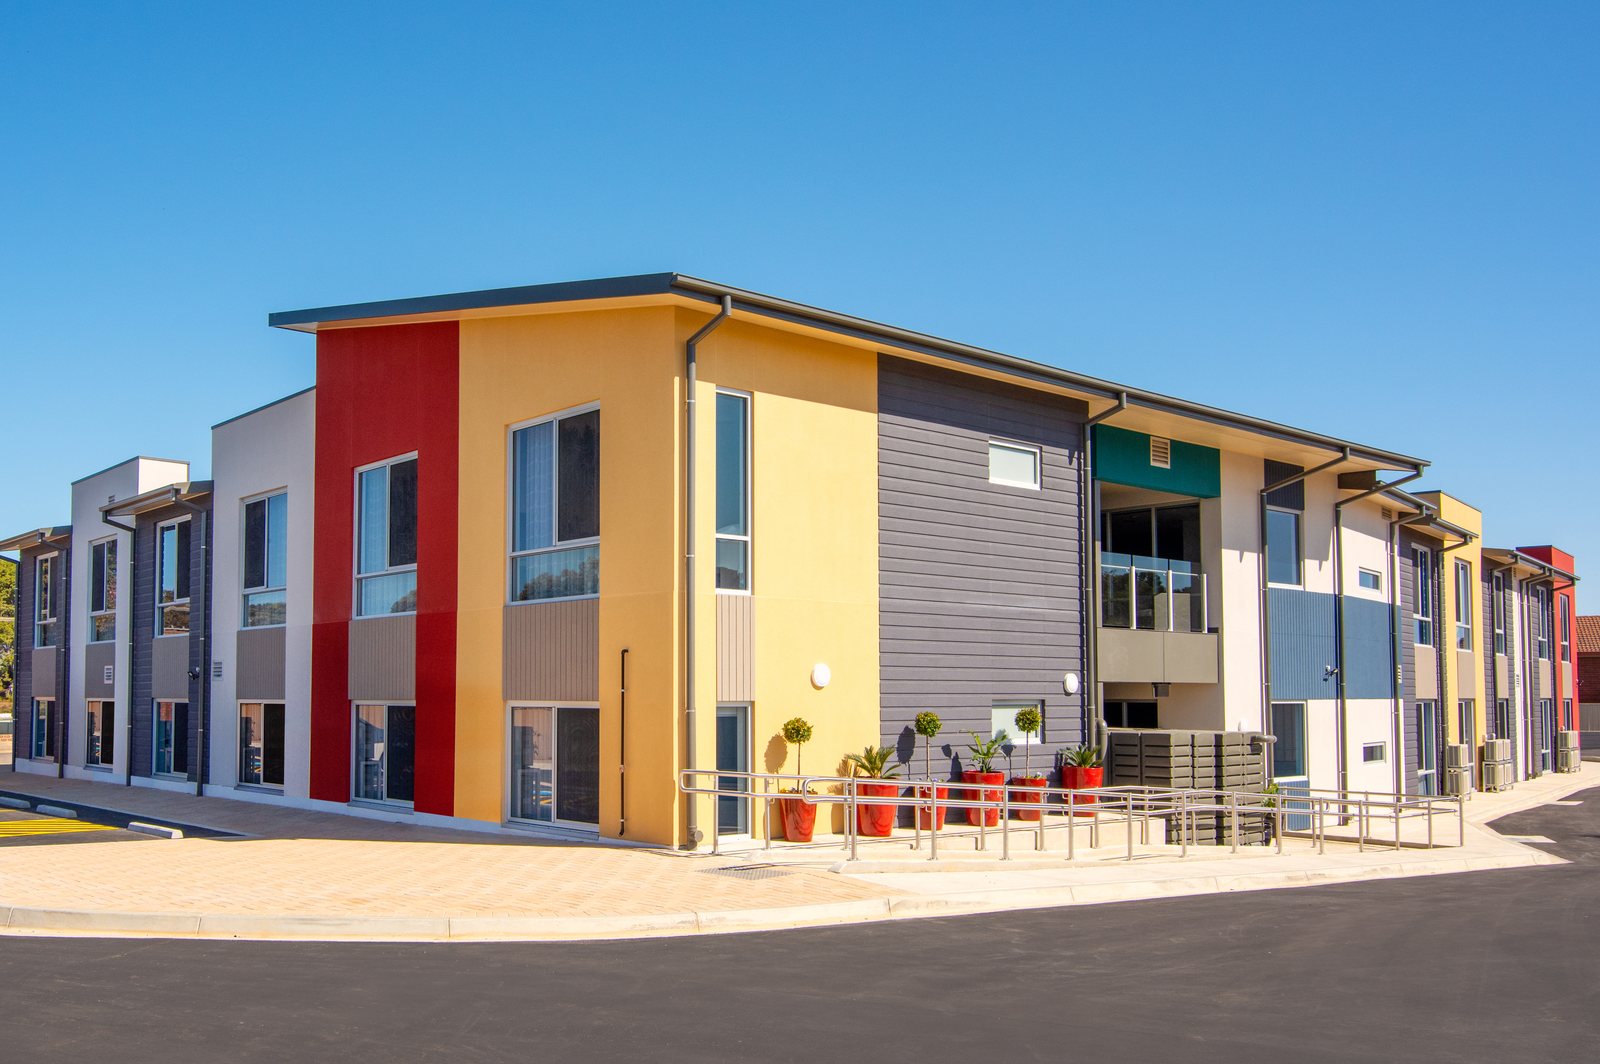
[779, 717, 816, 842]
[963, 730, 1009, 827]
[1060, 743, 1104, 815]
[1008, 707, 1047, 821]
[843, 744, 902, 837]
[913, 711, 948, 830]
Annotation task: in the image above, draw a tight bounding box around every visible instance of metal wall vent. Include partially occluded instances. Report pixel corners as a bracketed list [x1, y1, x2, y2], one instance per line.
[1381, 507, 1394, 521]
[212, 661, 223, 679]
[1149, 436, 1172, 469]
[102, 665, 113, 684]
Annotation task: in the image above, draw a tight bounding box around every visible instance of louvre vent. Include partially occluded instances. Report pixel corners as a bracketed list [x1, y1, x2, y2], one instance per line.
[212, 661, 223, 679]
[1381, 507, 1394, 521]
[102, 665, 113, 684]
[1149, 436, 1172, 469]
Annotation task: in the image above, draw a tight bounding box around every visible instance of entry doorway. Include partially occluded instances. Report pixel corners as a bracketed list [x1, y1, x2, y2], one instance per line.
[508, 705, 599, 827]
[1270, 702, 1310, 831]
[716, 705, 750, 836]
[155, 701, 190, 778]
[1416, 701, 1438, 796]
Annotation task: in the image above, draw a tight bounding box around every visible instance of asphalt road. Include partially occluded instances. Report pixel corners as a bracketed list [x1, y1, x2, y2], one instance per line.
[1, 791, 1596, 1063]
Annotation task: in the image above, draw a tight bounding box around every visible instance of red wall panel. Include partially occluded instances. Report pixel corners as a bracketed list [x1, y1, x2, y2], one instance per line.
[311, 321, 459, 813]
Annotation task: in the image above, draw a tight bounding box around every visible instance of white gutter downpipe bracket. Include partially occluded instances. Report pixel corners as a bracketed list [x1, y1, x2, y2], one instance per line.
[683, 295, 732, 850]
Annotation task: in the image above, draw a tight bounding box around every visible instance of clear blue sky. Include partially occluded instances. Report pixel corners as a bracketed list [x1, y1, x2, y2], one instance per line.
[2, 2, 1595, 607]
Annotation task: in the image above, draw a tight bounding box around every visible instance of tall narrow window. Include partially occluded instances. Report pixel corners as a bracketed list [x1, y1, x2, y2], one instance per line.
[716, 391, 751, 591]
[355, 704, 415, 804]
[356, 457, 418, 616]
[34, 554, 58, 648]
[1413, 547, 1433, 646]
[89, 539, 117, 642]
[1492, 572, 1505, 655]
[156, 519, 191, 635]
[509, 409, 600, 602]
[1266, 509, 1301, 586]
[239, 703, 285, 787]
[1560, 596, 1571, 663]
[31, 699, 53, 759]
[86, 701, 114, 767]
[1535, 586, 1551, 660]
[1270, 703, 1307, 778]
[243, 492, 288, 627]
[1454, 560, 1473, 651]
[154, 701, 190, 776]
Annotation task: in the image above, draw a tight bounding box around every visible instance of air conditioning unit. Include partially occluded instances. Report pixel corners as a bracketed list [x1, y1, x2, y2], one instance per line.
[1557, 731, 1581, 751]
[1557, 748, 1582, 774]
[1446, 768, 1474, 796]
[1482, 761, 1513, 791]
[1445, 744, 1473, 769]
[1483, 739, 1512, 764]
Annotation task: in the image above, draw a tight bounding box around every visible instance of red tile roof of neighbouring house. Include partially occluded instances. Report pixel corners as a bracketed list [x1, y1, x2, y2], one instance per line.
[1576, 615, 1600, 655]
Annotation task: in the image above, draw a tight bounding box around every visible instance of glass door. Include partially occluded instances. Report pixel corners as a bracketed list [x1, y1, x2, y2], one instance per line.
[1271, 702, 1310, 830]
[354, 704, 415, 804]
[31, 699, 53, 761]
[509, 706, 599, 827]
[717, 706, 749, 835]
[239, 703, 286, 786]
[555, 707, 599, 824]
[155, 701, 190, 777]
[510, 707, 555, 822]
[1538, 700, 1554, 774]
[1416, 701, 1438, 795]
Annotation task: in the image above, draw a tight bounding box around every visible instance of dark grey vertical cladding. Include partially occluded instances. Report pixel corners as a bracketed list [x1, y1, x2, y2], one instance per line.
[1399, 530, 1421, 792]
[878, 354, 1088, 779]
[58, 543, 71, 757]
[1482, 566, 1495, 727]
[131, 516, 155, 777]
[17, 548, 34, 714]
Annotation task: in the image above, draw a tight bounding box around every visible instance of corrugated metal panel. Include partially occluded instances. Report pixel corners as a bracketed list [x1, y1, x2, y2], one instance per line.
[83, 641, 115, 699]
[1264, 459, 1305, 510]
[349, 615, 416, 701]
[151, 636, 190, 700]
[237, 627, 287, 700]
[1343, 597, 1397, 700]
[1268, 588, 1337, 701]
[717, 594, 753, 702]
[29, 648, 55, 707]
[502, 598, 598, 702]
[878, 354, 1088, 765]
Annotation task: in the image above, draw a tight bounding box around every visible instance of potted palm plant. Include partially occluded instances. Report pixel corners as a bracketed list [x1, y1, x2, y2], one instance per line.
[1060, 744, 1104, 815]
[1008, 707, 1046, 821]
[913, 711, 948, 830]
[843, 744, 902, 837]
[779, 717, 816, 842]
[963, 730, 1009, 827]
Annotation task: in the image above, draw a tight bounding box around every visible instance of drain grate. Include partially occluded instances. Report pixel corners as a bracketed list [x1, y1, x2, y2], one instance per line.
[700, 864, 795, 881]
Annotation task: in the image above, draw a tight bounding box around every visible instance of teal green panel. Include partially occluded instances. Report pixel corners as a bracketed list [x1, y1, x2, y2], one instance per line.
[1093, 425, 1221, 498]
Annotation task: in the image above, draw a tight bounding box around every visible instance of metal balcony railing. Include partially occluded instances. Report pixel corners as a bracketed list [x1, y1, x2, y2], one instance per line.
[1100, 554, 1208, 632]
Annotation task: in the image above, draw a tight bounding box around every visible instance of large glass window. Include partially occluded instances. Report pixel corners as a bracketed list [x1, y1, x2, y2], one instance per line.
[716, 705, 749, 835]
[1416, 701, 1438, 795]
[1457, 699, 1476, 748]
[1266, 509, 1301, 586]
[1534, 586, 1551, 660]
[509, 410, 599, 602]
[243, 492, 288, 627]
[509, 705, 599, 825]
[239, 702, 285, 787]
[1454, 560, 1473, 651]
[716, 391, 751, 591]
[1271, 702, 1306, 777]
[155, 700, 190, 776]
[1413, 547, 1433, 647]
[89, 539, 117, 642]
[356, 458, 418, 616]
[355, 704, 415, 804]
[86, 701, 114, 767]
[156, 519, 191, 635]
[34, 554, 58, 648]
[1560, 595, 1571, 663]
[31, 698, 54, 760]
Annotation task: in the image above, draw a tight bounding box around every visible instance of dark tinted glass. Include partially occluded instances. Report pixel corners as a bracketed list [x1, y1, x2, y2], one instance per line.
[1108, 509, 1153, 557]
[244, 499, 267, 589]
[175, 520, 192, 600]
[556, 707, 600, 823]
[558, 411, 600, 542]
[91, 543, 106, 613]
[263, 703, 285, 787]
[174, 702, 191, 776]
[387, 705, 416, 802]
[1155, 504, 1201, 564]
[1126, 701, 1159, 728]
[388, 460, 418, 568]
[1266, 510, 1301, 585]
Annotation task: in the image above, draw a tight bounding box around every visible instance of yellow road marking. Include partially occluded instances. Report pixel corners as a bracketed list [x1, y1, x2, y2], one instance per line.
[0, 821, 118, 836]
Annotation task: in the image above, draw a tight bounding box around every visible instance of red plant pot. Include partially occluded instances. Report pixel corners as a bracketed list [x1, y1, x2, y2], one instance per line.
[1062, 766, 1105, 816]
[779, 795, 817, 842]
[914, 784, 950, 830]
[962, 771, 1005, 826]
[1009, 776, 1047, 821]
[856, 782, 900, 837]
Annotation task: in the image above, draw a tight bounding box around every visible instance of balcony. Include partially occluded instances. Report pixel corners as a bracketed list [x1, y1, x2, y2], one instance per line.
[1099, 554, 1217, 684]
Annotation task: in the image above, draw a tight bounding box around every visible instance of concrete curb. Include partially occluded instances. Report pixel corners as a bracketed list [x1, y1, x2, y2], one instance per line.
[0, 847, 1561, 943]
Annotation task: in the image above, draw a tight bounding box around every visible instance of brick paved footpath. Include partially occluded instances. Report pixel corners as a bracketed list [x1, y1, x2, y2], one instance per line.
[0, 776, 900, 920]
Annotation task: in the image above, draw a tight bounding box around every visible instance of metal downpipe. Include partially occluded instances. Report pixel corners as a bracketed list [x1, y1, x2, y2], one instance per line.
[1081, 392, 1126, 754]
[683, 295, 732, 849]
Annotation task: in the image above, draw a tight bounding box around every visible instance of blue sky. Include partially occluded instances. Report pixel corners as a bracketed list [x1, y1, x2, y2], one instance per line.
[2, 2, 1595, 606]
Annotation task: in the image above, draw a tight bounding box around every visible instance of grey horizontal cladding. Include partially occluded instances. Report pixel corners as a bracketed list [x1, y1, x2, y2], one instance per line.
[1268, 588, 1395, 701]
[878, 353, 1088, 768]
[503, 599, 599, 702]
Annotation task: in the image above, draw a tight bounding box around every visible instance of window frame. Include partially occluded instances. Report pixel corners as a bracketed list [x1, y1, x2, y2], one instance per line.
[1535, 585, 1551, 660]
[352, 701, 417, 807]
[1560, 595, 1571, 663]
[505, 701, 603, 831]
[1362, 742, 1385, 764]
[242, 490, 289, 629]
[34, 552, 59, 648]
[1357, 568, 1382, 592]
[1412, 546, 1434, 647]
[505, 404, 600, 606]
[1270, 702, 1308, 778]
[353, 453, 420, 618]
[238, 700, 287, 789]
[1453, 560, 1473, 651]
[714, 389, 753, 594]
[988, 438, 1042, 490]
[154, 515, 193, 637]
[153, 699, 191, 778]
[1492, 572, 1505, 655]
[88, 536, 117, 643]
[1265, 506, 1303, 588]
[86, 699, 114, 768]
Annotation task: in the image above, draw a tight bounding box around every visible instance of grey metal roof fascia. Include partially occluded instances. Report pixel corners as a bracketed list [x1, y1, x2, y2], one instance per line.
[267, 273, 681, 329]
[101, 481, 214, 518]
[70, 456, 191, 486]
[212, 385, 315, 430]
[1492, 548, 1579, 584]
[664, 275, 1429, 470]
[0, 526, 72, 552]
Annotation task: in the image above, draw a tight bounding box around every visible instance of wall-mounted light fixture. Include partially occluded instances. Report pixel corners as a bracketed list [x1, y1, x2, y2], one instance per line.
[1152, 683, 1171, 698]
[1063, 672, 1081, 696]
[811, 663, 831, 690]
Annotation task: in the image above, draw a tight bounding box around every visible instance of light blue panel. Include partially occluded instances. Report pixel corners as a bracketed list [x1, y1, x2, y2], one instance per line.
[1270, 588, 1397, 700]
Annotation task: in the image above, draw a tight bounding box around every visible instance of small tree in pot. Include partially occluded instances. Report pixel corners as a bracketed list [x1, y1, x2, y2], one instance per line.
[1009, 707, 1047, 821]
[843, 744, 902, 837]
[778, 718, 816, 842]
[1060, 743, 1105, 815]
[964, 730, 1010, 827]
[913, 711, 948, 830]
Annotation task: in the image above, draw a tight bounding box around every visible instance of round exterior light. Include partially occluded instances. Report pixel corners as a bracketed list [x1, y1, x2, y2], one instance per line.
[1063, 672, 1081, 696]
[811, 663, 831, 689]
